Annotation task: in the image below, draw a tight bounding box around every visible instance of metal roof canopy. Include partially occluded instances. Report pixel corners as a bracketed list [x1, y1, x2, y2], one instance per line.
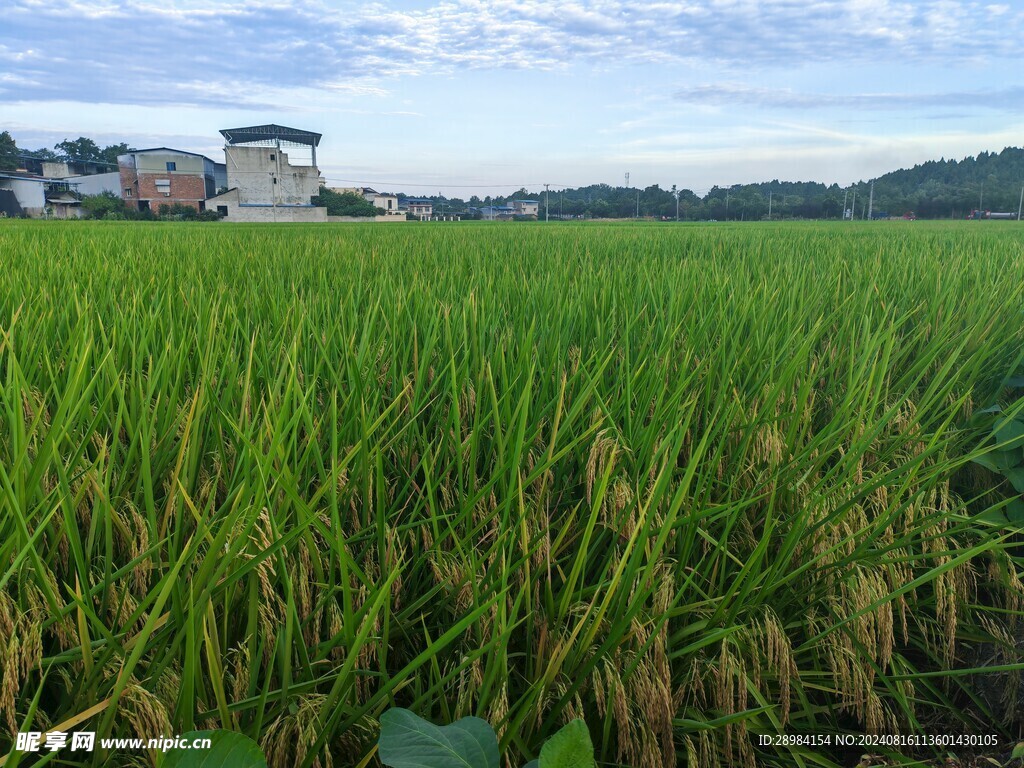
[220, 124, 321, 167]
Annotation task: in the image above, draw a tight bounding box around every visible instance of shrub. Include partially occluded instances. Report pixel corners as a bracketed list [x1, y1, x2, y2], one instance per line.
[80, 191, 126, 219]
[312, 186, 384, 217]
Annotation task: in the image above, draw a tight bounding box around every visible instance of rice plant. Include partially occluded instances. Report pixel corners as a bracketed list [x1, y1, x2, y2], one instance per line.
[1, 220, 1023, 767]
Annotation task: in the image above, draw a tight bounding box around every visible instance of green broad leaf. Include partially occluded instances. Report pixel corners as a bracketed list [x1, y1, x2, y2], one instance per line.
[538, 720, 596, 768]
[1006, 467, 1024, 494]
[162, 730, 266, 768]
[994, 418, 1024, 450]
[975, 508, 1009, 526]
[974, 498, 1024, 528]
[523, 762, 540, 768]
[972, 449, 1019, 473]
[378, 709, 499, 768]
[1006, 498, 1024, 526]
[972, 453, 1003, 472]
[1012, 741, 1024, 759]
[976, 403, 1003, 415]
[1005, 375, 1024, 388]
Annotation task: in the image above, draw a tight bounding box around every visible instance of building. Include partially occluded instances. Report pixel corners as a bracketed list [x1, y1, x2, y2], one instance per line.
[403, 197, 433, 220]
[472, 204, 516, 221]
[360, 187, 400, 215]
[0, 172, 82, 218]
[203, 124, 327, 222]
[44, 191, 83, 219]
[328, 187, 402, 216]
[17, 158, 111, 178]
[63, 172, 121, 196]
[118, 148, 226, 213]
[39, 161, 121, 197]
[511, 200, 539, 217]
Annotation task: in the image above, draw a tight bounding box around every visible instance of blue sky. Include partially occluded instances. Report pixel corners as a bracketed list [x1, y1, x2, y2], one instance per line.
[3, 0, 1023, 196]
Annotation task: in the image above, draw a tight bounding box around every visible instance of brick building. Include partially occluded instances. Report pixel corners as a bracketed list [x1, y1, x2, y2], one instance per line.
[118, 148, 226, 213]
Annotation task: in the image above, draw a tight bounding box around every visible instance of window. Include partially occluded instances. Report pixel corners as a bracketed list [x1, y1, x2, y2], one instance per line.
[269, 154, 275, 161]
[124, 188, 132, 197]
[217, 205, 228, 217]
[166, 161, 176, 171]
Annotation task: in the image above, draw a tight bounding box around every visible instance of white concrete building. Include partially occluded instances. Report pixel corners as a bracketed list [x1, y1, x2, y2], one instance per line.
[204, 124, 327, 223]
[41, 161, 72, 178]
[324, 187, 405, 221]
[360, 187, 400, 215]
[0, 173, 47, 216]
[0, 172, 82, 218]
[403, 198, 433, 220]
[511, 200, 540, 216]
[65, 172, 121, 196]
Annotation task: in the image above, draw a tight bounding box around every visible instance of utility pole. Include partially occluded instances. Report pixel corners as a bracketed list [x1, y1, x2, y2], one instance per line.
[768, 191, 772, 219]
[725, 191, 729, 218]
[270, 172, 277, 223]
[842, 189, 848, 220]
[544, 183, 550, 222]
[850, 190, 856, 220]
[1017, 185, 1023, 221]
[867, 180, 874, 220]
[624, 172, 629, 189]
[636, 189, 640, 219]
[674, 189, 680, 222]
[273, 139, 281, 224]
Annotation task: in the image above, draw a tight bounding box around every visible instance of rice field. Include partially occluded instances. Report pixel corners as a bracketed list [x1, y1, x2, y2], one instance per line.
[2, 219, 1024, 767]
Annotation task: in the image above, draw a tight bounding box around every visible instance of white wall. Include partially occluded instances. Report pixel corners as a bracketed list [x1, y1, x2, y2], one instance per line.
[1, 178, 46, 216]
[41, 162, 71, 178]
[67, 172, 121, 196]
[327, 215, 408, 223]
[223, 146, 321, 206]
[206, 189, 328, 222]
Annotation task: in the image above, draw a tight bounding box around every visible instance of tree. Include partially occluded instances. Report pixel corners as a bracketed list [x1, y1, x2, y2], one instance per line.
[100, 143, 133, 166]
[158, 202, 199, 220]
[80, 191, 126, 219]
[312, 187, 384, 217]
[0, 131, 18, 171]
[55, 137, 102, 163]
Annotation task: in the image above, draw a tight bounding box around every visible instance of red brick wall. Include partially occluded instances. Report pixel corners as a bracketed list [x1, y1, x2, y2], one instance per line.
[136, 174, 207, 210]
[118, 163, 138, 210]
[118, 163, 207, 211]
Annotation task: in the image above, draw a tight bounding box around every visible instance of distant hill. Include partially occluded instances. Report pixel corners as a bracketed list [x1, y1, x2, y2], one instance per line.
[864, 147, 1024, 219]
[428, 147, 1024, 221]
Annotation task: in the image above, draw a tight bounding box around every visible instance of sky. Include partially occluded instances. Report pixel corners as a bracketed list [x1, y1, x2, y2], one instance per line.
[2, 0, 1023, 197]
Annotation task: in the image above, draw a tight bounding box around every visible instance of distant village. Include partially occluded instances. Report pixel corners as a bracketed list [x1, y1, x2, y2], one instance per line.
[4, 124, 1023, 222]
[0, 123, 540, 222]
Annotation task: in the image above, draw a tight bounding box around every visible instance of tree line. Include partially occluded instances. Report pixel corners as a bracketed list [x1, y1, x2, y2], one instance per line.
[404, 147, 1024, 221]
[0, 131, 133, 171]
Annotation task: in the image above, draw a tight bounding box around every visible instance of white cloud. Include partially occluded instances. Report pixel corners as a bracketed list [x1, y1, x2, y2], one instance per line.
[2, 0, 1022, 108]
[674, 83, 1024, 112]
[322, 82, 392, 97]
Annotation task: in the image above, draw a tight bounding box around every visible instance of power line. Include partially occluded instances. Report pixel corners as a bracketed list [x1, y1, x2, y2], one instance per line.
[321, 176, 569, 189]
